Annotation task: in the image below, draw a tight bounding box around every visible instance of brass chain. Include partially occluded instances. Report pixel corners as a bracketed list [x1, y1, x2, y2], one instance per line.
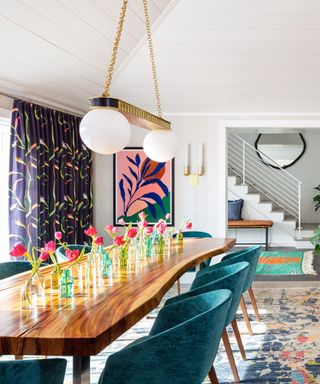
[102, 0, 163, 119]
[102, 0, 128, 97]
[143, 0, 162, 117]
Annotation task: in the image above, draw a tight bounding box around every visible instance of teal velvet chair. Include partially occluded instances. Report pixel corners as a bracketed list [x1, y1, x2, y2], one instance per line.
[0, 261, 32, 280]
[198, 246, 262, 335]
[55, 244, 91, 262]
[166, 261, 250, 383]
[0, 358, 67, 384]
[175, 230, 212, 294]
[98, 290, 232, 384]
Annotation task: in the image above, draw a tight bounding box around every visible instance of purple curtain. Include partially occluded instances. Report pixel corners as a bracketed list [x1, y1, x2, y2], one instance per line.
[9, 99, 93, 252]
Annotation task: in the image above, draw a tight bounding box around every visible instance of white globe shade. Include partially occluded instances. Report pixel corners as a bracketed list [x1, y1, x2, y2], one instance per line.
[80, 108, 131, 154]
[143, 129, 178, 162]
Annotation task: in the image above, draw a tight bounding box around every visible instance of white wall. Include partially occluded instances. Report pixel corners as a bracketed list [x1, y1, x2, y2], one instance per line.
[93, 117, 227, 239]
[237, 130, 320, 223]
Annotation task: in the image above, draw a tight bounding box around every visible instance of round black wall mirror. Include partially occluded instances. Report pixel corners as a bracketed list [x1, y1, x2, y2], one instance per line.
[254, 133, 306, 169]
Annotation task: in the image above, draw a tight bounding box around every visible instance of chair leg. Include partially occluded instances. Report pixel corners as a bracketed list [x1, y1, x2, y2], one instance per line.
[176, 278, 181, 295]
[208, 365, 219, 384]
[231, 319, 246, 360]
[222, 328, 240, 383]
[15, 355, 23, 360]
[248, 287, 261, 322]
[240, 295, 253, 336]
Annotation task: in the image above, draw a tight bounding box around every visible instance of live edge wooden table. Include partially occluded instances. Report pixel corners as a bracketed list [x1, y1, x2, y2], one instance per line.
[0, 237, 235, 384]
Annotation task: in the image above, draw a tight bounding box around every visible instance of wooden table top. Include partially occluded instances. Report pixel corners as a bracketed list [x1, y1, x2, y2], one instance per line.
[0, 238, 235, 357]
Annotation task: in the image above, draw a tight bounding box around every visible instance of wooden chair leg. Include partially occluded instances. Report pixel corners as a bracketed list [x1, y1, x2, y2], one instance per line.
[248, 287, 261, 322]
[240, 295, 253, 336]
[15, 355, 23, 360]
[176, 278, 181, 295]
[208, 365, 219, 384]
[231, 319, 246, 360]
[222, 328, 240, 383]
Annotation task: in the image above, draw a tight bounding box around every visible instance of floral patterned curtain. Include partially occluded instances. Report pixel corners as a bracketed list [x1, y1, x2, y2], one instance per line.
[9, 99, 93, 252]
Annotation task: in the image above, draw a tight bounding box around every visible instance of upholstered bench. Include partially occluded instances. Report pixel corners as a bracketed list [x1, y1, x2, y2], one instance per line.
[228, 220, 273, 250]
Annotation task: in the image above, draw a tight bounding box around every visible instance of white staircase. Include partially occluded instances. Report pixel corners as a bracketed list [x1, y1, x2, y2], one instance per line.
[227, 134, 312, 248]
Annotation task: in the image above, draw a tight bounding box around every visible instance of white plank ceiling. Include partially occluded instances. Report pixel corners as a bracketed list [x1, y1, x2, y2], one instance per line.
[0, 0, 173, 114]
[2, 0, 320, 114]
[112, 0, 320, 114]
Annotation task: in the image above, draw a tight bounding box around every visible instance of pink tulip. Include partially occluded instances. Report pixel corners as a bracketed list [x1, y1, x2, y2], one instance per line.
[185, 221, 193, 230]
[44, 240, 56, 253]
[112, 227, 119, 233]
[118, 218, 125, 225]
[39, 250, 49, 262]
[66, 249, 81, 262]
[9, 243, 27, 257]
[145, 227, 153, 235]
[139, 212, 146, 220]
[105, 224, 113, 232]
[127, 228, 137, 239]
[141, 220, 148, 228]
[113, 236, 125, 246]
[54, 231, 62, 240]
[165, 213, 171, 220]
[94, 236, 104, 246]
[84, 226, 97, 237]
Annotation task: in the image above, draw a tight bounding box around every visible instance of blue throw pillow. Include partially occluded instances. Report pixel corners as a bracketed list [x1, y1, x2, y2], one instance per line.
[228, 199, 243, 220]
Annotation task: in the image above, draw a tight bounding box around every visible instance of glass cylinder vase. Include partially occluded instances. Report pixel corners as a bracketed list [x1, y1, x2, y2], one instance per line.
[176, 231, 184, 248]
[59, 269, 74, 298]
[20, 279, 37, 309]
[100, 248, 112, 277]
[118, 245, 129, 269]
[144, 235, 154, 258]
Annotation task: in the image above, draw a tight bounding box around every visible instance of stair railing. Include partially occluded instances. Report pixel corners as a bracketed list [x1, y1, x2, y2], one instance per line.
[228, 133, 302, 238]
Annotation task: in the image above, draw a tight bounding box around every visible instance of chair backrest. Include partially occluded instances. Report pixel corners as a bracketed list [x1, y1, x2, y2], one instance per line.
[181, 231, 212, 238]
[165, 262, 249, 327]
[56, 244, 91, 262]
[219, 246, 261, 291]
[0, 261, 32, 280]
[99, 290, 232, 384]
[0, 358, 67, 384]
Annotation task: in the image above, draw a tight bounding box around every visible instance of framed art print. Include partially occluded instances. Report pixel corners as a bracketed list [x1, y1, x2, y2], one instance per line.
[113, 147, 174, 226]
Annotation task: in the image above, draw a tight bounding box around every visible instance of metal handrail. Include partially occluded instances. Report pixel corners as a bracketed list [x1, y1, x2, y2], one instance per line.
[233, 133, 302, 184]
[228, 144, 299, 200]
[228, 133, 302, 237]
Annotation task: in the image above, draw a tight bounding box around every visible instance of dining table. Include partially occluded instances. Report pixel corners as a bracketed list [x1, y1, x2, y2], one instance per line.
[0, 237, 235, 384]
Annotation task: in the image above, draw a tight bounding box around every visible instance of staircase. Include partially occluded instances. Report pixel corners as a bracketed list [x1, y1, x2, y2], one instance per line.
[227, 134, 311, 248]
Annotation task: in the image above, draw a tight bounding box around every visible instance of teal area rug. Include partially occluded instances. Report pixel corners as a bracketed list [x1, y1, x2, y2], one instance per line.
[256, 251, 316, 276]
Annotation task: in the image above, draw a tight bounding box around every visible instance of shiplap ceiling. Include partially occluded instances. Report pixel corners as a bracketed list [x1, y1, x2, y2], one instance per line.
[0, 0, 173, 114]
[2, 0, 320, 115]
[113, 0, 320, 114]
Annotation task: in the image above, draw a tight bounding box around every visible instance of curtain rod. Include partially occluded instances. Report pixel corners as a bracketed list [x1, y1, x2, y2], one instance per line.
[0, 91, 84, 118]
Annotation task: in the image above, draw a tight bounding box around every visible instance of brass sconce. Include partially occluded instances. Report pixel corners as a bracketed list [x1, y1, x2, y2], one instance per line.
[184, 144, 204, 186]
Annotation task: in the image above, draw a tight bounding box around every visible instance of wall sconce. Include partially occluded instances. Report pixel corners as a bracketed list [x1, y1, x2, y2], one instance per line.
[184, 143, 204, 186]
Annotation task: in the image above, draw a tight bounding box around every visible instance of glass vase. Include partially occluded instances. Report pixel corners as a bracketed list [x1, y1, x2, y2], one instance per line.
[177, 231, 184, 247]
[33, 271, 45, 297]
[20, 279, 37, 309]
[156, 235, 165, 255]
[101, 248, 112, 277]
[59, 269, 74, 298]
[50, 268, 60, 289]
[118, 245, 129, 269]
[85, 257, 96, 287]
[144, 235, 154, 258]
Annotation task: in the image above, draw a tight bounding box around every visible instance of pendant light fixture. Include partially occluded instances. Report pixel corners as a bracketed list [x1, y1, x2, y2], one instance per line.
[80, 0, 178, 161]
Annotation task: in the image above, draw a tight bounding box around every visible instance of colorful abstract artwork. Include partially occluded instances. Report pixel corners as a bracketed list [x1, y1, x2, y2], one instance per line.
[113, 148, 174, 225]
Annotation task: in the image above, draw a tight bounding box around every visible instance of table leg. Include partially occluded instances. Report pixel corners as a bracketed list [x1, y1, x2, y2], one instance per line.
[195, 264, 201, 272]
[73, 356, 90, 384]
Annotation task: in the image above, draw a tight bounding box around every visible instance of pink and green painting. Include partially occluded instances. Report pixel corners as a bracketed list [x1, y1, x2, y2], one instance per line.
[114, 148, 174, 225]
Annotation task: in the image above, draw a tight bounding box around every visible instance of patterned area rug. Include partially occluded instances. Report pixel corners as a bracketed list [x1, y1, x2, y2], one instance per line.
[2, 287, 320, 383]
[257, 251, 316, 276]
